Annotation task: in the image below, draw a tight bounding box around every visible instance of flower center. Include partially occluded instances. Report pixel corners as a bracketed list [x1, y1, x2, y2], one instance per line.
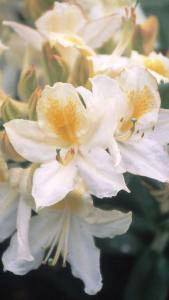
[45, 97, 83, 146]
[43, 187, 84, 267]
[117, 86, 154, 141]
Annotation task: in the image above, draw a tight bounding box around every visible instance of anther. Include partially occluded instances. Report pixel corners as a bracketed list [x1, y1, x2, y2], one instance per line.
[141, 132, 145, 138]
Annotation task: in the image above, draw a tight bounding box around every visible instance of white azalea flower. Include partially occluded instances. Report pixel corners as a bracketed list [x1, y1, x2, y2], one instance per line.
[2, 181, 132, 295]
[131, 51, 169, 83]
[112, 66, 169, 182]
[3, 2, 123, 70]
[5, 79, 129, 208]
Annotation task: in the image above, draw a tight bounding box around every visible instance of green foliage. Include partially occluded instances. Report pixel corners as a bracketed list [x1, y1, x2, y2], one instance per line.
[159, 82, 169, 108]
[141, 0, 169, 53]
[125, 250, 169, 300]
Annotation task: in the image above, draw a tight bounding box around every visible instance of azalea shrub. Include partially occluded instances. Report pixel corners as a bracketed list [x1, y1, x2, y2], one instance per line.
[0, 0, 169, 299]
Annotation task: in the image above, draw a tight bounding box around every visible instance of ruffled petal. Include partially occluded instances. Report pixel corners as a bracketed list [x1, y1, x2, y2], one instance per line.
[4, 120, 57, 163]
[151, 109, 169, 145]
[67, 217, 102, 295]
[119, 138, 169, 182]
[89, 210, 132, 238]
[2, 213, 58, 275]
[77, 147, 129, 198]
[32, 161, 77, 208]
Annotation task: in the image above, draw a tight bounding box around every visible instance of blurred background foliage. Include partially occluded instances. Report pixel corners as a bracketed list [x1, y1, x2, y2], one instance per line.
[1, 0, 169, 299]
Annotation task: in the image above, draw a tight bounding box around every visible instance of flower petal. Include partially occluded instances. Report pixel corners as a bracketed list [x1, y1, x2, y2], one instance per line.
[89, 210, 132, 238]
[16, 196, 33, 262]
[2, 214, 58, 275]
[80, 14, 122, 49]
[0, 184, 18, 242]
[91, 75, 129, 121]
[4, 120, 57, 163]
[119, 138, 169, 182]
[32, 161, 77, 208]
[151, 109, 169, 145]
[3, 21, 44, 51]
[36, 2, 85, 37]
[67, 217, 102, 295]
[77, 147, 129, 198]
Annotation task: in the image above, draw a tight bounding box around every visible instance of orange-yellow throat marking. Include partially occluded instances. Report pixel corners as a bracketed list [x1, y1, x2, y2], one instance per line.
[46, 97, 81, 145]
[120, 86, 154, 132]
[144, 58, 169, 79]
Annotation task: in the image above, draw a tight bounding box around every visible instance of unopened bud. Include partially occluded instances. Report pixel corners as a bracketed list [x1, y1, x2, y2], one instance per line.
[70, 55, 94, 87]
[1, 97, 28, 123]
[25, 0, 55, 20]
[18, 65, 37, 100]
[28, 87, 42, 120]
[0, 90, 10, 118]
[0, 146, 8, 182]
[43, 43, 69, 85]
[0, 131, 25, 162]
[133, 16, 159, 55]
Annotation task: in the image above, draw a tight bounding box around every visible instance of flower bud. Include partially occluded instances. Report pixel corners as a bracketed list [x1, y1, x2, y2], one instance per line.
[0, 147, 8, 182]
[133, 16, 159, 55]
[18, 65, 38, 101]
[25, 0, 55, 20]
[42, 43, 69, 85]
[28, 86, 42, 121]
[0, 131, 25, 162]
[70, 55, 94, 87]
[1, 97, 28, 123]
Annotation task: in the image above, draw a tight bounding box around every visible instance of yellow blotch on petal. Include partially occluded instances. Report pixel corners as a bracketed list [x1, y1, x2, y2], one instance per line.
[144, 58, 169, 79]
[121, 86, 154, 132]
[54, 188, 83, 213]
[45, 97, 82, 145]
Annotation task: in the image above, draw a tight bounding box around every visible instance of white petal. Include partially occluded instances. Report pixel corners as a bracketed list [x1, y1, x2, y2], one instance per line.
[89, 210, 132, 238]
[77, 148, 129, 198]
[32, 161, 77, 208]
[36, 2, 85, 37]
[76, 86, 94, 109]
[80, 14, 122, 49]
[91, 75, 129, 121]
[4, 120, 57, 163]
[77, 84, 118, 149]
[67, 217, 102, 295]
[16, 196, 33, 262]
[118, 66, 159, 93]
[0, 184, 18, 242]
[2, 214, 58, 275]
[119, 138, 169, 182]
[3, 21, 44, 51]
[151, 109, 169, 145]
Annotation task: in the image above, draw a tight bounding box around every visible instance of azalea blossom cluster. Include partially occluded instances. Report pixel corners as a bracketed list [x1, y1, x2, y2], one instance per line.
[0, 0, 169, 295]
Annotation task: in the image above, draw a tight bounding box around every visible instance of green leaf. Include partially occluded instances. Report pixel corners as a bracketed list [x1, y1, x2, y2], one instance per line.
[128, 176, 160, 221]
[96, 231, 145, 256]
[125, 250, 169, 300]
[159, 82, 169, 109]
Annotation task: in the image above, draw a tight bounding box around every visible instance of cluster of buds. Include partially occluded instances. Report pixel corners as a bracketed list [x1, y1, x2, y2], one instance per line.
[0, 0, 169, 295]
